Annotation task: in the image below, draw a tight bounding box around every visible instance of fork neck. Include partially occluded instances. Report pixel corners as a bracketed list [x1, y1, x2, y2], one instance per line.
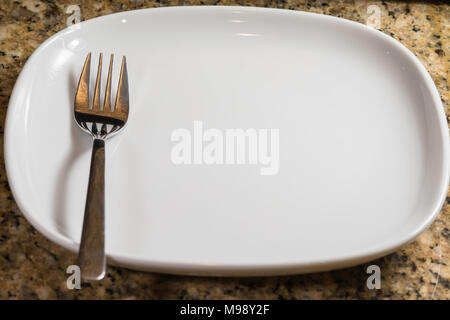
[92, 138, 105, 149]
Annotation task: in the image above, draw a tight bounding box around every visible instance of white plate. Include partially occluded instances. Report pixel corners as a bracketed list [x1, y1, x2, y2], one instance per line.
[5, 6, 449, 276]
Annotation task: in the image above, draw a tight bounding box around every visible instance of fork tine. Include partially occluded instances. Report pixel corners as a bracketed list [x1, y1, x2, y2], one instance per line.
[92, 53, 103, 111]
[103, 54, 114, 111]
[100, 123, 107, 135]
[75, 53, 91, 112]
[114, 56, 129, 118]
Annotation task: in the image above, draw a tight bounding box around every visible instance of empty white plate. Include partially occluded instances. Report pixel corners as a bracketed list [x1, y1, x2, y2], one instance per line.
[5, 6, 449, 276]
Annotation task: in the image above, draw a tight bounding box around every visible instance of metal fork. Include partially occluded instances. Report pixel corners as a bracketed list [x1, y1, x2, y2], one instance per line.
[74, 53, 129, 281]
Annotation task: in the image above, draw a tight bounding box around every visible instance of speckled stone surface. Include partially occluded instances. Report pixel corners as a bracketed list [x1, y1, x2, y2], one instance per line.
[0, 0, 448, 299]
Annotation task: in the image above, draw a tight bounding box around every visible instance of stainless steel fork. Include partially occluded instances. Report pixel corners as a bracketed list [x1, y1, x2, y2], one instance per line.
[74, 53, 129, 281]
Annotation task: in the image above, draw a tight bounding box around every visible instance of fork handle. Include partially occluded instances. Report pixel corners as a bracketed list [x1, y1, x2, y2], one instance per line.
[78, 138, 106, 281]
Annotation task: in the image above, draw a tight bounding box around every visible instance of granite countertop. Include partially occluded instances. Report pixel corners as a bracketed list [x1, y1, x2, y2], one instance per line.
[0, 0, 448, 299]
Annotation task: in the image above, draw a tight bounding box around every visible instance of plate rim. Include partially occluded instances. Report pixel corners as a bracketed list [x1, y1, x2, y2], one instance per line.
[5, 5, 450, 276]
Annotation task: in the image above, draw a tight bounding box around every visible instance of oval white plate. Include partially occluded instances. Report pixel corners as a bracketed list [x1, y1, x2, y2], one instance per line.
[5, 6, 449, 276]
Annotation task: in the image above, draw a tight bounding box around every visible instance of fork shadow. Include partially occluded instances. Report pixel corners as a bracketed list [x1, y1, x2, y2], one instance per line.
[52, 70, 91, 243]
